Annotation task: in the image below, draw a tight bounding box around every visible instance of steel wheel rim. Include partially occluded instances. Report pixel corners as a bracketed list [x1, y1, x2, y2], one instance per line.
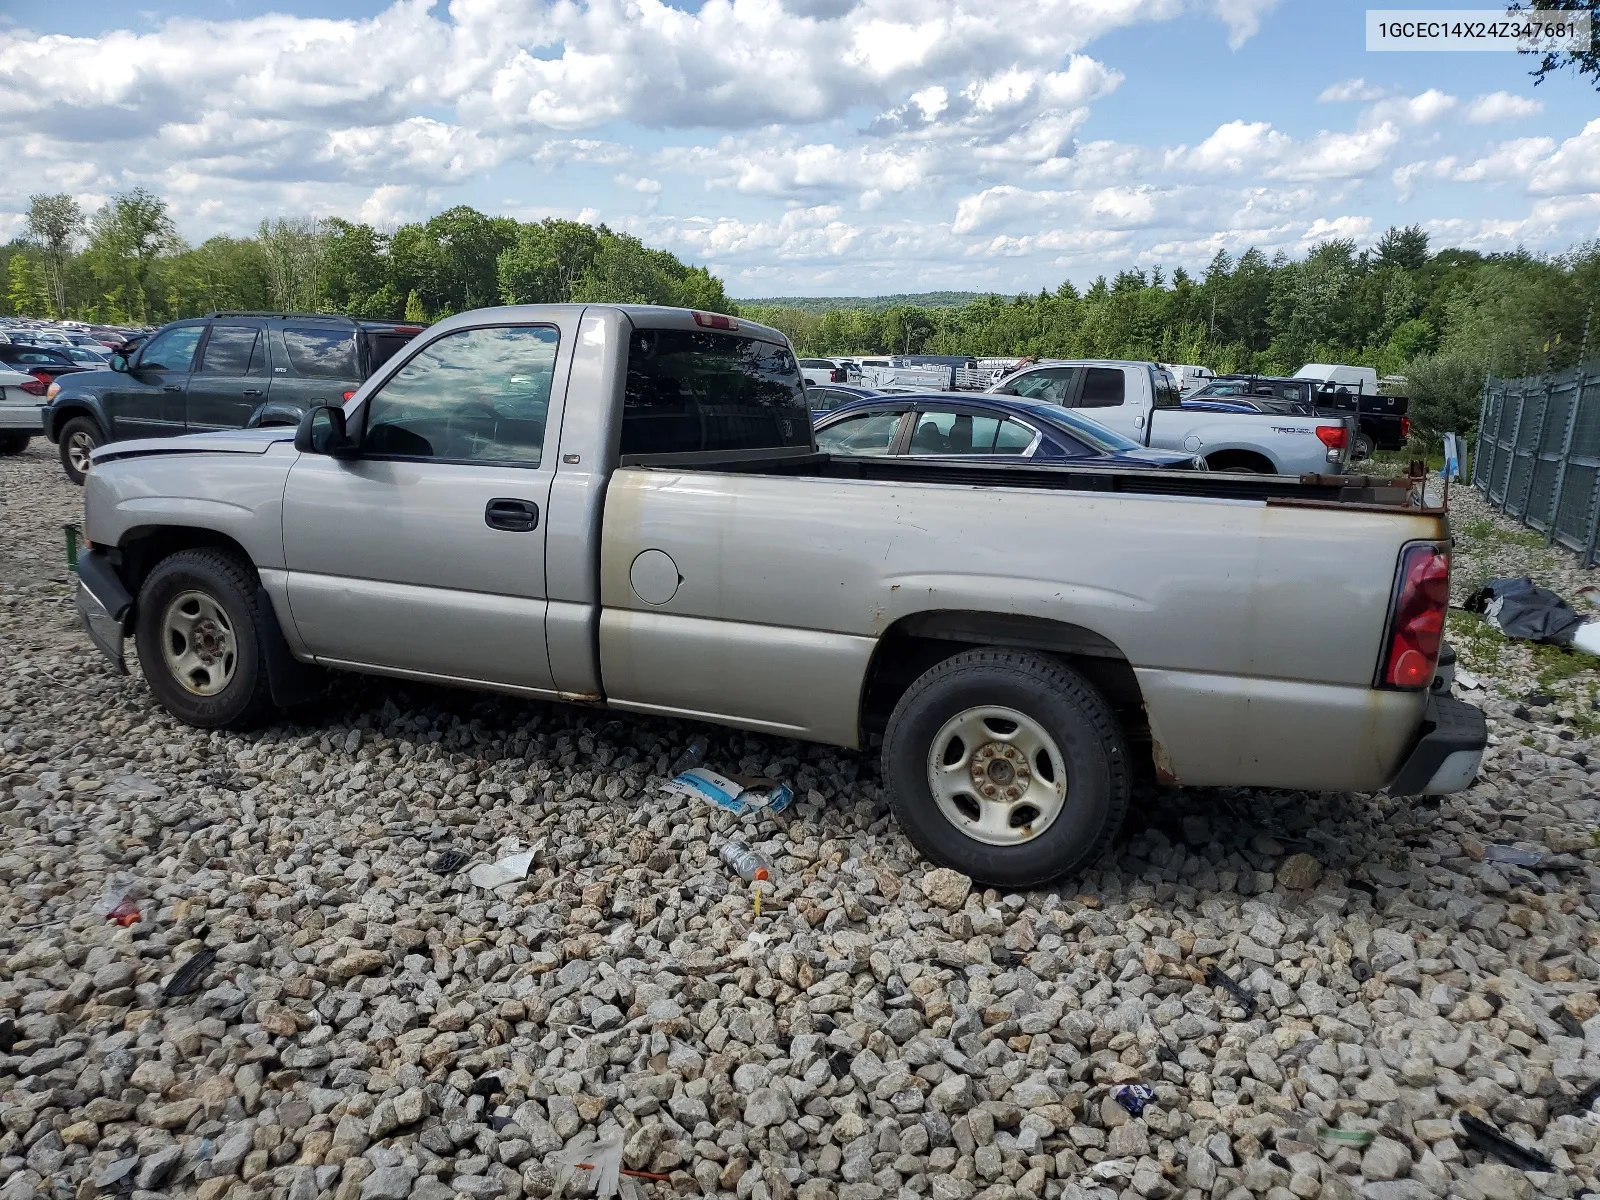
[68, 432, 95, 475]
[160, 590, 238, 696]
[926, 705, 1068, 846]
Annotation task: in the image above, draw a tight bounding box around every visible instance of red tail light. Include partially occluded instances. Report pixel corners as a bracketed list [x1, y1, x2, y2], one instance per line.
[342, 390, 355, 401]
[1400, 416, 1411, 440]
[1315, 425, 1347, 449]
[692, 311, 738, 331]
[831, 369, 846, 383]
[393, 326, 424, 334]
[1381, 544, 1450, 688]
[20, 371, 49, 397]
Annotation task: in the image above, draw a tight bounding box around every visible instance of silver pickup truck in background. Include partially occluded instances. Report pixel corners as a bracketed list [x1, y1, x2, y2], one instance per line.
[73, 304, 1484, 887]
[990, 359, 1355, 476]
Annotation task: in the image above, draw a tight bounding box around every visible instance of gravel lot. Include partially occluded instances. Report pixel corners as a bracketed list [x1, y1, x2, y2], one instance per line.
[3, 444, 1600, 1200]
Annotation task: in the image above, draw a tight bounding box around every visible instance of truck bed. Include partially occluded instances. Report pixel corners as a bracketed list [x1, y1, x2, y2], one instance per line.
[698, 452, 1437, 514]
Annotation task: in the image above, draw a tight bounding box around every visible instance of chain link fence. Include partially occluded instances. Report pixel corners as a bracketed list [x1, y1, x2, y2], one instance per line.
[1473, 360, 1600, 565]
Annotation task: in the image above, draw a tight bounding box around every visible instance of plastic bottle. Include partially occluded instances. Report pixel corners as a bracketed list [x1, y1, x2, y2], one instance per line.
[669, 735, 709, 776]
[719, 840, 773, 882]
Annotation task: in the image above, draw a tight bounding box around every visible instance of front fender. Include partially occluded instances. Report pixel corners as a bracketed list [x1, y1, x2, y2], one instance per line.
[45, 396, 106, 443]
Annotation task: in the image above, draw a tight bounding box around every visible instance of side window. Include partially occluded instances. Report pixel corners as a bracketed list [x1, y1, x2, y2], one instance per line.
[137, 326, 203, 373]
[200, 326, 262, 376]
[810, 388, 845, 412]
[362, 326, 558, 465]
[993, 419, 1035, 453]
[816, 410, 904, 455]
[281, 327, 359, 379]
[1004, 369, 1073, 402]
[1078, 367, 1125, 408]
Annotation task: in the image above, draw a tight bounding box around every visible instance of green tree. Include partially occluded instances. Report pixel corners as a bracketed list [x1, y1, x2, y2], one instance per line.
[258, 217, 329, 312]
[404, 290, 426, 323]
[84, 188, 182, 323]
[1374, 224, 1430, 271]
[1519, 0, 1600, 90]
[25, 193, 85, 317]
[498, 219, 603, 304]
[6, 254, 48, 317]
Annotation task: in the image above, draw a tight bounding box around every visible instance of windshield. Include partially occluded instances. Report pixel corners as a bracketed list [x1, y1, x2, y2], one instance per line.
[1016, 403, 1144, 453]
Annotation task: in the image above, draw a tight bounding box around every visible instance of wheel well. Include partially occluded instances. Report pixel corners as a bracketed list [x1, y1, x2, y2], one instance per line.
[115, 527, 256, 598]
[859, 610, 1152, 769]
[1205, 449, 1276, 474]
[48, 403, 101, 443]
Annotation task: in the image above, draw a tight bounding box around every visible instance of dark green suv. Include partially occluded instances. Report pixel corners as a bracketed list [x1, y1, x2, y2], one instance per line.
[45, 312, 422, 483]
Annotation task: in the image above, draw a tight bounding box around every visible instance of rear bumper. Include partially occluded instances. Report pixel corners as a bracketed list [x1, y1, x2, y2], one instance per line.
[0, 405, 43, 432]
[1387, 692, 1486, 795]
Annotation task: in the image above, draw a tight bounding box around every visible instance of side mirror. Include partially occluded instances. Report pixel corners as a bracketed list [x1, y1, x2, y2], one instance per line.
[109, 353, 130, 373]
[294, 404, 357, 457]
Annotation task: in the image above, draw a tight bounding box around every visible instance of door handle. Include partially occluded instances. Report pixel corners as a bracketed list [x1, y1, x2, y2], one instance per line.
[163, 385, 183, 393]
[485, 498, 540, 532]
[243, 389, 263, 397]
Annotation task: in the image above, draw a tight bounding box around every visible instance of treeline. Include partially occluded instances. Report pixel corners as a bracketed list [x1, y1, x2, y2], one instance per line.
[1, 189, 734, 328]
[744, 228, 1600, 445]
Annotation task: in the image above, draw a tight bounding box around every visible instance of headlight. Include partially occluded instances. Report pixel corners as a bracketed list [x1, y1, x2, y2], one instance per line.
[46, 382, 60, 401]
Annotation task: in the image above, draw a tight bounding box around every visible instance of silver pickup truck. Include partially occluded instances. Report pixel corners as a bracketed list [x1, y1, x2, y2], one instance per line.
[73, 304, 1485, 887]
[990, 359, 1354, 476]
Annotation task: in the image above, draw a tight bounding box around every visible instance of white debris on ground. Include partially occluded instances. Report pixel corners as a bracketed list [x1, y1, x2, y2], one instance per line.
[2, 443, 1599, 1200]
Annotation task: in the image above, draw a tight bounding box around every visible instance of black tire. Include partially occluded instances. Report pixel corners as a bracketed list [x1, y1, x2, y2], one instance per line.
[58, 416, 103, 485]
[882, 649, 1130, 889]
[133, 549, 277, 729]
[0, 433, 30, 455]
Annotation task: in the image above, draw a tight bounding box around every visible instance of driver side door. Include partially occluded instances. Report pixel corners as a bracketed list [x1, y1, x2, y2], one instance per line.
[103, 322, 204, 440]
[280, 320, 574, 694]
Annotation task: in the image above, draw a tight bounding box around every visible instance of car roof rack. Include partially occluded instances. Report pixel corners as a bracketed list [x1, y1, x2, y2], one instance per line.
[204, 311, 364, 322]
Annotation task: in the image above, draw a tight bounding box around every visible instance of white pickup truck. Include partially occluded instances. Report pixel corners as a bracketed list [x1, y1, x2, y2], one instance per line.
[73, 304, 1484, 887]
[990, 359, 1354, 476]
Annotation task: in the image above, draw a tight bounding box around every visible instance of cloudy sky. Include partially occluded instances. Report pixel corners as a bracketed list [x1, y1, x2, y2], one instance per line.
[1, 0, 1595, 297]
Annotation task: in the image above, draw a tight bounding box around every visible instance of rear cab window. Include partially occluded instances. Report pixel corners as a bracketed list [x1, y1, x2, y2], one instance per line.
[620, 327, 811, 461]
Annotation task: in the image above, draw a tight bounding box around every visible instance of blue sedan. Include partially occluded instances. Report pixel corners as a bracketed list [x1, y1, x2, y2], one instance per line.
[814, 393, 1206, 470]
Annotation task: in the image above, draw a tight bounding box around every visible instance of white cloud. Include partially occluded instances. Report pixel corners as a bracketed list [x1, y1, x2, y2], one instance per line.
[1530, 119, 1600, 196]
[1360, 89, 1456, 129]
[1164, 119, 1399, 181]
[1167, 120, 1291, 173]
[671, 138, 931, 201]
[614, 174, 662, 194]
[1318, 78, 1387, 103]
[1465, 91, 1544, 123]
[1210, 0, 1281, 48]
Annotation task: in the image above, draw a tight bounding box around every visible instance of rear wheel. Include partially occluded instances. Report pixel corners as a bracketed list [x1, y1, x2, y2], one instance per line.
[58, 416, 102, 485]
[134, 549, 276, 729]
[0, 433, 30, 455]
[1353, 432, 1374, 460]
[882, 649, 1130, 888]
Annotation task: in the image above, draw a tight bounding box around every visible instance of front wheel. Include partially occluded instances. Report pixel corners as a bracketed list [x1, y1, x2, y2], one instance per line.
[58, 416, 102, 485]
[882, 649, 1130, 889]
[133, 549, 276, 729]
